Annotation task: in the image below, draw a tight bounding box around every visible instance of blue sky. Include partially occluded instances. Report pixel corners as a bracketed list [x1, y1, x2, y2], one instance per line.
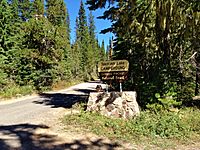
[64, 0, 113, 48]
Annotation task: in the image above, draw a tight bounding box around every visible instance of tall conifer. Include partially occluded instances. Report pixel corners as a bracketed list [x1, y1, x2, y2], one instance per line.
[46, 0, 67, 26]
[100, 40, 106, 60]
[11, 0, 20, 20]
[46, 0, 72, 80]
[76, 0, 91, 79]
[32, 0, 44, 16]
[88, 11, 99, 77]
[20, 0, 31, 21]
[0, 0, 22, 86]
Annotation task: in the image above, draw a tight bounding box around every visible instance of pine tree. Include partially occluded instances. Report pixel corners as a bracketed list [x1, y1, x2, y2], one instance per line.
[46, 0, 72, 80]
[0, 0, 22, 88]
[66, 4, 70, 42]
[32, 0, 44, 16]
[72, 17, 82, 77]
[76, 0, 91, 80]
[100, 40, 106, 61]
[88, 11, 100, 78]
[11, 0, 20, 20]
[46, 0, 67, 26]
[88, 11, 96, 43]
[20, 0, 32, 21]
[19, 17, 59, 89]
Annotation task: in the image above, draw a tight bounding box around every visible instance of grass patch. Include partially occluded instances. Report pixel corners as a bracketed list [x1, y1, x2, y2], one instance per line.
[63, 108, 200, 149]
[0, 85, 34, 99]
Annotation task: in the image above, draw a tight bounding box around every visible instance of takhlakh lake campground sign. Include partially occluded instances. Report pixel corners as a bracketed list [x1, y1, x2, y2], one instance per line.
[98, 60, 129, 82]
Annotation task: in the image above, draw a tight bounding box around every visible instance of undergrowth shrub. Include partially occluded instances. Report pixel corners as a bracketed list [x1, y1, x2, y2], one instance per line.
[64, 108, 200, 141]
[146, 91, 182, 112]
[132, 111, 190, 138]
[0, 85, 33, 98]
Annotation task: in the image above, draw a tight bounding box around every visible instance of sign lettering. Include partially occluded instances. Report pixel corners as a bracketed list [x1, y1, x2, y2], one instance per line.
[98, 60, 129, 72]
[98, 60, 129, 82]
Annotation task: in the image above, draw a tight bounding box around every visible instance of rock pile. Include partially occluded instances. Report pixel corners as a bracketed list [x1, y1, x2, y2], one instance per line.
[86, 91, 140, 119]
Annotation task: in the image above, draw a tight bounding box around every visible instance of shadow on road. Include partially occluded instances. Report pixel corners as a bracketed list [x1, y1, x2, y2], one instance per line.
[0, 139, 10, 150]
[33, 88, 96, 109]
[58, 138, 120, 150]
[0, 123, 120, 150]
[35, 93, 89, 109]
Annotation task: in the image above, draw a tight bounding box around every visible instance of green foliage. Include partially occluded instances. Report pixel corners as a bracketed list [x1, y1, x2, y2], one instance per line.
[32, 0, 44, 15]
[0, 54, 7, 90]
[11, 0, 20, 20]
[76, 0, 90, 79]
[19, 0, 32, 21]
[74, 1, 102, 81]
[0, 0, 22, 90]
[47, 0, 67, 26]
[17, 18, 60, 90]
[99, 40, 106, 61]
[147, 85, 182, 112]
[0, 85, 33, 98]
[0, 0, 103, 98]
[133, 111, 190, 138]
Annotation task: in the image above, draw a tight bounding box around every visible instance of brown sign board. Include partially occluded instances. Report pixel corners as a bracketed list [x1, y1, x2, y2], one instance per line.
[100, 72, 128, 81]
[98, 60, 129, 82]
[98, 60, 129, 73]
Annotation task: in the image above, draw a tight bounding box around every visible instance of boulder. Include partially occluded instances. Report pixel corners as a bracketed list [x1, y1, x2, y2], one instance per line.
[86, 91, 140, 119]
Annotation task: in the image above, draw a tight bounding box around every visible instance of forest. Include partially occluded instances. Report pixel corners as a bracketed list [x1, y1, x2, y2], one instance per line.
[0, 0, 106, 96]
[0, 0, 200, 110]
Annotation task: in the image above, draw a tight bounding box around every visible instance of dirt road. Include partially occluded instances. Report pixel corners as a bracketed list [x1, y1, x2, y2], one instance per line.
[0, 81, 135, 150]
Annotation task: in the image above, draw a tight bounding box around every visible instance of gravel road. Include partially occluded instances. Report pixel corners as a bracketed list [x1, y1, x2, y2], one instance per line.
[0, 81, 131, 150]
[0, 82, 105, 125]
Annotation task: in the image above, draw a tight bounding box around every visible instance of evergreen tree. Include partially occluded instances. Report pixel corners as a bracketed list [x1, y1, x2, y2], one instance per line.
[76, 0, 91, 80]
[66, 4, 70, 42]
[72, 17, 82, 77]
[0, 0, 22, 88]
[88, 11, 96, 43]
[20, 0, 32, 21]
[32, 0, 44, 16]
[46, 0, 67, 26]
[46, 0, 72, 81]
[19, 17, 59, 89]
[88, 11, 99, 78]
[11, 0, 20, 20]
[100, 40, 106, 61]
[77, 0, 88, 41]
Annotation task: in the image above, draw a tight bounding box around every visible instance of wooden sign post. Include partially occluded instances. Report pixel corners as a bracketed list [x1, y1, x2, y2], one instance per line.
[98, 60, 129, 92]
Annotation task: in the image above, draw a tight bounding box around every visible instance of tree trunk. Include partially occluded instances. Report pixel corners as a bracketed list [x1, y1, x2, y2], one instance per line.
[195, 60, 200, 95]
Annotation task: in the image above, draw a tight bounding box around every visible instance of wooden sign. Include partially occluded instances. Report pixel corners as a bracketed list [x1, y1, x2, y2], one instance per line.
[98, 60, 129, 82]
[98, 60, 129, 73]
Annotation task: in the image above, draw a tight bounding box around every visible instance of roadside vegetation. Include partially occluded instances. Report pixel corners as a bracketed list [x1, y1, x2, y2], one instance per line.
[0, 79, 81, 99]
[63, 107, 200, 149]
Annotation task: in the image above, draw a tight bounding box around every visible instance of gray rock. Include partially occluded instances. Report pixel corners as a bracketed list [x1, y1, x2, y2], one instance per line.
[87, 91, 140, 119]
